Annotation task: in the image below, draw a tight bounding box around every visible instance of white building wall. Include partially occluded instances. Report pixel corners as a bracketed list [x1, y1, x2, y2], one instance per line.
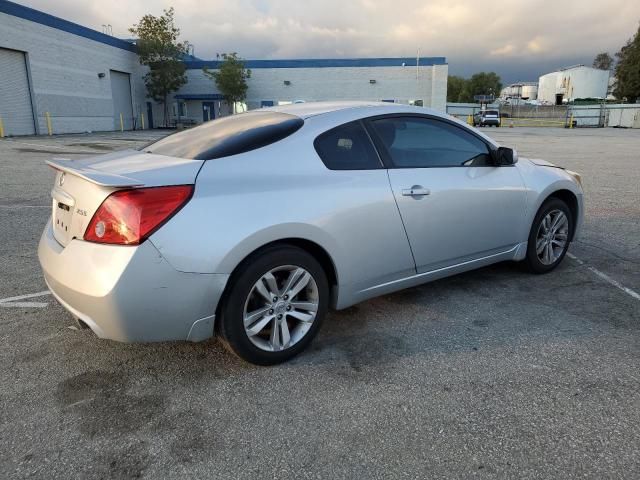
[170, 63, 448, 122]
[537, 72, 559, 104]
[0, 11, 146, 134]
[562, 67, 609, 100]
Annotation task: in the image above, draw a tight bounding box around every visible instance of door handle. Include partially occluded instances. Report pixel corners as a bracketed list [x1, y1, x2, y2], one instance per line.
[401, 186, 430, 196]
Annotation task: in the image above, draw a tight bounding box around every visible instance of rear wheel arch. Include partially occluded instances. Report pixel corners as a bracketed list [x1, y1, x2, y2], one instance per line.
[215, 238, 339, 326]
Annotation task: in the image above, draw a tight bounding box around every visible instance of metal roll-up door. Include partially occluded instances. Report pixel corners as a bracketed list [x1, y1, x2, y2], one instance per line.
[110, 70, 133, 130]
[0, 48, 35, 136]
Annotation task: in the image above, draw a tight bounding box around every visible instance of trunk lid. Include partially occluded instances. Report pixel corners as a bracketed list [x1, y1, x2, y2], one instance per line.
[47, 150, 203, 247]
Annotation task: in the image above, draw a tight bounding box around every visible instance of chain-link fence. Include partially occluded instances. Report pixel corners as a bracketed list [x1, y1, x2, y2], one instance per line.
[446, 102, 640, 128]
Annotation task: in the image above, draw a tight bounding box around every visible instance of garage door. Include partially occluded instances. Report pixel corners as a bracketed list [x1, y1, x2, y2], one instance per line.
[110, 70, 133, 130]
[0, 48, 35, 136]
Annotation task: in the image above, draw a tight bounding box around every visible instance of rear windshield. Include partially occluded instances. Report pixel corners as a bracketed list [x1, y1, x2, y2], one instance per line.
[143, 111, 304, 160]
[483, 110, 499, 116]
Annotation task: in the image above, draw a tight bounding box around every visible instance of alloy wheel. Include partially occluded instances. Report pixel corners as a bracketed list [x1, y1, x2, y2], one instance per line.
[535, 209, 569, 265]
[243, 265, 319, 352]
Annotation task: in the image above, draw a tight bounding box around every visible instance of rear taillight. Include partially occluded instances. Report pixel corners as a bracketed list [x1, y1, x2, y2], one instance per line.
[84, 185, 193, 245]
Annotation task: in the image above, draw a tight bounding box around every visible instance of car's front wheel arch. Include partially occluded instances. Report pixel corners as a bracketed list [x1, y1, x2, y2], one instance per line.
[544, 189, 579, 242]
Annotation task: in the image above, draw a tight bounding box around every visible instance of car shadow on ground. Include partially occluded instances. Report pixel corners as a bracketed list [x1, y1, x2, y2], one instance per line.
[51, 255, 632, 381]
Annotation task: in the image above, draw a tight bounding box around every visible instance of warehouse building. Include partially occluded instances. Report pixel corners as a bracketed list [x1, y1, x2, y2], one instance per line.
[538, 65, 610, 105]
[166, 57, 448, 127]
[0, 0, 448, 136]
[0, 0, 146, 136]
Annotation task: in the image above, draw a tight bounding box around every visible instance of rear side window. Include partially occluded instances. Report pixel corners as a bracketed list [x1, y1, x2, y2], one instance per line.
[143, 111, 304, 160]
[370, 116, 491, 168]
[314, 121, 381, 170]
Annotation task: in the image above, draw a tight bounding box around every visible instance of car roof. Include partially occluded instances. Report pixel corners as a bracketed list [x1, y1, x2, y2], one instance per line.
[256, 101, 499, 147]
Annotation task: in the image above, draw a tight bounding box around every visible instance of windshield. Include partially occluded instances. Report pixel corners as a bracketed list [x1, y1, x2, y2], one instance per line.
[143, 111, 304, 160]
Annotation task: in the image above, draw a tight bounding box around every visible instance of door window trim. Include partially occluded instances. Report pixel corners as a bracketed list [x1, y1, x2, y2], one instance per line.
[362, 113, 498, 169]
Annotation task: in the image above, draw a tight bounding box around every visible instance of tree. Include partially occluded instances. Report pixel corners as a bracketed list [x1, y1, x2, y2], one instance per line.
[593, 52, 614, 70]
[204, 53, 251, 114]
[461, 72, 502, 103]
[447, 75, 467, 102]
[614, 23, 640, 102]
[130, 8, 188, 126]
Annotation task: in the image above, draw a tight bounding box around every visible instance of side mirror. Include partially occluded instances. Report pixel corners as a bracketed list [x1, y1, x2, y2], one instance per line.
[491, 147, 518, 166]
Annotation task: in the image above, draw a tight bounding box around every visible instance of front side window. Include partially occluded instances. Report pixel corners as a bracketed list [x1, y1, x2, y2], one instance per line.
[370, 116, 491, 168]
[314, 121, 381, 170]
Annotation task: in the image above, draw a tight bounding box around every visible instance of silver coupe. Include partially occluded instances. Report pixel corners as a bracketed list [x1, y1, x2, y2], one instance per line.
[38, 102, 584, 364]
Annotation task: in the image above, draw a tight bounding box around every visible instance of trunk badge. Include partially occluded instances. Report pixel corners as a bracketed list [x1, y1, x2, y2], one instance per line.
[59, 173, 65, 186]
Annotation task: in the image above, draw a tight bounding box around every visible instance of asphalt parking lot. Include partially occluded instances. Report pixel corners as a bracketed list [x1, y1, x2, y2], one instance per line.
[1, 127, 639, 479]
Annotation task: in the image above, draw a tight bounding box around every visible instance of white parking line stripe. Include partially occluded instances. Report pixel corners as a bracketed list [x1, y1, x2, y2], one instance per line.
[567, 252, 640, 301]
[0, 291, 51, 309]
[0, 291, 51, 303]
[0, 301, 49, 308]
[0, 205, 49, 209]
[1, 140, 84, 150]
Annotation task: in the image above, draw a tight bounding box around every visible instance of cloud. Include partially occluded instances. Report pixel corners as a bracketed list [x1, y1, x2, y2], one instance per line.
[490, 45, 516, 57]
[17, 0, 640, 82]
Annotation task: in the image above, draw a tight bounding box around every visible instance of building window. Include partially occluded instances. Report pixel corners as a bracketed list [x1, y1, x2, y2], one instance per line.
[173, 101, 187, 117]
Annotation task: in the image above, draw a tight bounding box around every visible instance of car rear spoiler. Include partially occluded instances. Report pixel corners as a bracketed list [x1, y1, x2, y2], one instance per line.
[46, 158, 144, 187]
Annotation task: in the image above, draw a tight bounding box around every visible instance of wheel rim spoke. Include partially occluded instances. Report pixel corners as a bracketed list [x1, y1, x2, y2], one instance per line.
[246, 314, 274, 337]
[554, 214, 568, 232]
[287, 271, 311, 298]
[269, 318, 281, 350]
[282, 268, 305, 295]
[263, 272, 280, 298]
[279, 319, 291, 348]
[549, 212, 562, 231]
[244, 305, 271, 327]
[287, 309, 314, 323]
[542, 215, 550, 233]
[290, 301, 318, 312]
[254, 278, 274, 303]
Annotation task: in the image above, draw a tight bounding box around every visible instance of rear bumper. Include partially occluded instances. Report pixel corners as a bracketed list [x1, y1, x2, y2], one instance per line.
[38, 219, 229, 342]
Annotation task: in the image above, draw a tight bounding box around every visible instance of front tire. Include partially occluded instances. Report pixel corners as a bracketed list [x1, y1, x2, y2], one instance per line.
[523, 198, 573, 274]
[218, 245, 329, 365]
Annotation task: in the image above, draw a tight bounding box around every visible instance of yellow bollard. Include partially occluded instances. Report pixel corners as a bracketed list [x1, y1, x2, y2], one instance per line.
[45, 112, 52, 136]
[569, 114, 574, 129]
[0, 117, 4, 138]
[467, 114, 473, 125]
[120, 113, 124, 132]
[140, 112, 145, 130]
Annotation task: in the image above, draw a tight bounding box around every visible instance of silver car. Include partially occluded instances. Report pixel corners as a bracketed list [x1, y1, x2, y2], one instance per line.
[38, 102, 584, 365]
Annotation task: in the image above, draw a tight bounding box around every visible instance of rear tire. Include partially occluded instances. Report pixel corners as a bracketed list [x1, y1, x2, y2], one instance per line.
[218, 245, 329, 365]
[523, 198, 573, 274]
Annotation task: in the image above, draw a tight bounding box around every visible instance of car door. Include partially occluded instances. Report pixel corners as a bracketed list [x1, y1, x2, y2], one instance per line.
[366, 114, 527, 274]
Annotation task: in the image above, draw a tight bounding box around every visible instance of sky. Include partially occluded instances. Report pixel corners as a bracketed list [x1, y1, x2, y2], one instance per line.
[18, 0, 640, 84]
